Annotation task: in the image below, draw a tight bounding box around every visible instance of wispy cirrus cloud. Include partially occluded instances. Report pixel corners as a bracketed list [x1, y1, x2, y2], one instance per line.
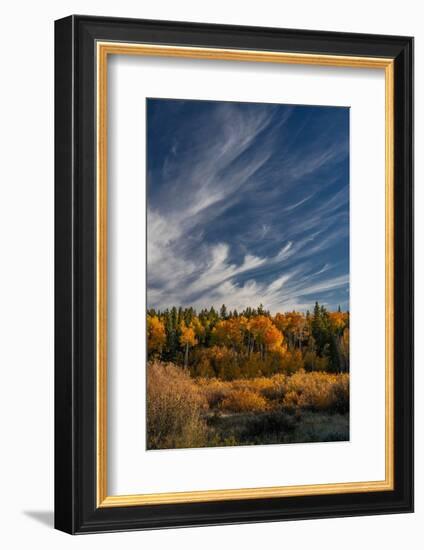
[147, 99, 349, 313]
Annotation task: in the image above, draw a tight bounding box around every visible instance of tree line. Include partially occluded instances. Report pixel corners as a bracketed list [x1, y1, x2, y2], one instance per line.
[147, 302, 349, 380]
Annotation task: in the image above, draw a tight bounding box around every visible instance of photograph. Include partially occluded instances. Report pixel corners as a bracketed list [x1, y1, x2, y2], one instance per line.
[146, 98, 350, 450]
[52, 13, 413, 535]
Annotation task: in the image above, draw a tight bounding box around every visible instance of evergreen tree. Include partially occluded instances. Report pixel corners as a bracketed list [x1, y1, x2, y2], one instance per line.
[220, 304, 228, 320]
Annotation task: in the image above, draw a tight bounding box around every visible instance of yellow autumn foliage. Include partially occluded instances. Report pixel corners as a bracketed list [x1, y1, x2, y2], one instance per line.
[220, 389, 269, 413]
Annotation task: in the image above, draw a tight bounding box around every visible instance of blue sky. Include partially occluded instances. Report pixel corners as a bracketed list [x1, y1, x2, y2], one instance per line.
[147, 98, 349, 313]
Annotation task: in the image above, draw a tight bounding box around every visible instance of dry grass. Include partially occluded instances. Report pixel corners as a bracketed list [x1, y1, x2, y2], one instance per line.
[147, 361, 208, 449]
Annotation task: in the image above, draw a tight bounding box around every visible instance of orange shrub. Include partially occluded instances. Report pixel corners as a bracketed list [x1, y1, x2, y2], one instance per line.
[282, 370, 349, 413]
[329, 374, 350, 413]
[197, 376, 285, 409]
[196, 378, 231, 408]
[220, 389, 269, 413]
[254, 374, 287, 401]
[231, 377, 274, 393]
[196, 371, 349, 413]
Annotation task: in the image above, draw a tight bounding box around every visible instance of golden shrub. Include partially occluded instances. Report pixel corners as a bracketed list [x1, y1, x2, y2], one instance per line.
[197, 376, 284, 409]
[196, 371, 349, 413]
[282, 370, 349, 412]
[232, 377, 273, 393]
[258, 374, 287, 401]
[197, 377, 231, 408]
[147, 361, 208, 449]
[220, 389, 269, 413]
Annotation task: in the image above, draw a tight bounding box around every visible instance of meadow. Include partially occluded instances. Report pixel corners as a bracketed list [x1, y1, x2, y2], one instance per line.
[146, 303, 349, 450]
[147, 361, 349, 449]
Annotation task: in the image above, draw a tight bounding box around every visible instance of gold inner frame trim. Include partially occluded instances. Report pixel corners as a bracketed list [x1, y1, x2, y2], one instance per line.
[96, 41, 395, 508]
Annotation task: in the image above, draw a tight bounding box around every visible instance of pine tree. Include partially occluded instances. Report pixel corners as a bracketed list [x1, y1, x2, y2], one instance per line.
[220, 304, 228, 320]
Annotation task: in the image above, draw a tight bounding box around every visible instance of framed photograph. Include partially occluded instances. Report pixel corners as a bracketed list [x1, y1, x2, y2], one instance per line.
[54, 15, 413, 533]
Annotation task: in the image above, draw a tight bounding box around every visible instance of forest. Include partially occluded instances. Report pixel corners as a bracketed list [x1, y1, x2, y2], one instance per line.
[146, 302, 350, 450]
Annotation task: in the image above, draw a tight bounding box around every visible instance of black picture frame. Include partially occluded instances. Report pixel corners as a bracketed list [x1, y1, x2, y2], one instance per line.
[55, 15, 414, 534]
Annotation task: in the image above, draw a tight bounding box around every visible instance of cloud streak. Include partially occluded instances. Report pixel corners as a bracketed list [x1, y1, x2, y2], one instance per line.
[147, 99, 349, 313]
